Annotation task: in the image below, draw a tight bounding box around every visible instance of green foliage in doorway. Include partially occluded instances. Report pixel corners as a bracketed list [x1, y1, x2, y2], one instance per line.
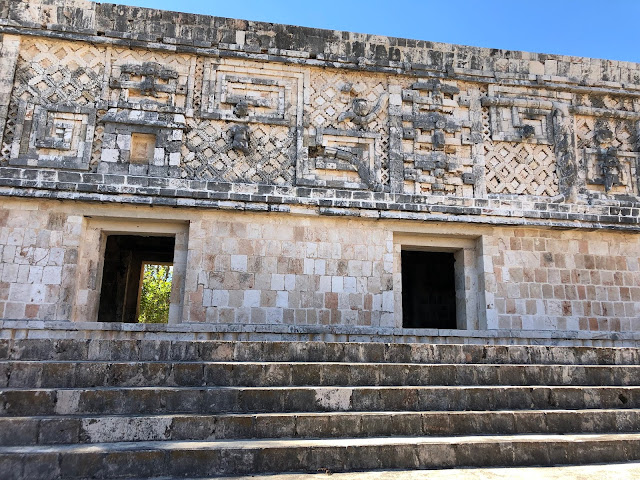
[138, 264, 172, 323]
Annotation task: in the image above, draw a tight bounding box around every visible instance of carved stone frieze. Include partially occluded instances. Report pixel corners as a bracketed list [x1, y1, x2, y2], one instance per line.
[7, 102, 95, 170]
[109, 62, 185, 111]
[574, 104, 640, 196]
[480, 86, 573, 198]
[551, 103, 578, 200]
[196, 59, 304, 185]
[108, 48, 194, 113]
[485, 143, 558, 196]
[201, 59, 305, 128]
[481, 96, 554, 145]
[97, 109, 185, 176]
[181, 119, 295, 185]
[300, 128, 380, 190]
[391, 79, 478, 195]
[96, 48, 194, 176]
[1, 38, 105, 164]
[338, 94, 387, 129]
[307, 71, 389, 187]
[229, 123, 251, 155]
[11, 38, 104, 107]
[1, 22, 640, 207]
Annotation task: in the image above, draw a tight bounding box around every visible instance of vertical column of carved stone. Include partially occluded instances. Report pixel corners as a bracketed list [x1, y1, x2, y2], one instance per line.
[636, 120, 640, 195]
[551, 102, 578, 202]
[387, 85, 404, 193]
[88, 46, 111, 171]
[183, 55, 198, 118]
[0, 35, 21, 151]
[100, 46, 112, 104]
[469, 87, 486, 198]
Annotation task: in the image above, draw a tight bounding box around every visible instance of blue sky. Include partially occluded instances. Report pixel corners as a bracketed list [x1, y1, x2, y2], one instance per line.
[117, 0, 640, 63]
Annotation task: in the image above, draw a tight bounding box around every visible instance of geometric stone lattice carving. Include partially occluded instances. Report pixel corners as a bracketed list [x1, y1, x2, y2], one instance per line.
[575, 94, 637, 113]
[576, 116, 637, 153]
[12, 38, 105, 106]
[308, 72, 387, 131]
[197, 58, 303, 185]
[1, 38, 104, 164]
[192, 58, 205, 114]
[181, 119, 295, 185]
[485, 142, 558, 196]
[1, 102, 20, 163]
[307, 69, 389, 186]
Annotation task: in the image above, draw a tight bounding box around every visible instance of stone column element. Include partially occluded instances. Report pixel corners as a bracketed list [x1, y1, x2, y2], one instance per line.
[636, 120, 640, 196]
[387, 84, 404, 193]
[552, 102, 578, 202]
[0, 34, 20, 149]
[469, 88, 486, 198]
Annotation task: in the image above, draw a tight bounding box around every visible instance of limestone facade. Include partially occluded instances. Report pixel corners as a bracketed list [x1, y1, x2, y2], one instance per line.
[0, 0, 639, 336]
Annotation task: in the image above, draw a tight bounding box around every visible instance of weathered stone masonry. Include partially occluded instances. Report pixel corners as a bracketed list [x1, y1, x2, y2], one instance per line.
[0, 0, 639, 337]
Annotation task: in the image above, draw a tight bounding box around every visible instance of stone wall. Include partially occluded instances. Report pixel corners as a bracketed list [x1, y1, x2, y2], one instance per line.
[0, 0, 639, 334]
[0, 199, 81, 321]
[1, 198, 639, 333]
[486, 228, 640, 332]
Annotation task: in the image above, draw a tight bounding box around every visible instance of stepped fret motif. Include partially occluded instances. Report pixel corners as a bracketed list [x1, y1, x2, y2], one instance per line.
[306, 69, 389, 187]
[394, 79, 477, 195]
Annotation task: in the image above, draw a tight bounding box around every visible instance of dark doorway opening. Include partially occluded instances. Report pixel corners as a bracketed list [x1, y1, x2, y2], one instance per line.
[401, 250, 457, 329]
[98, 235, 175, 323]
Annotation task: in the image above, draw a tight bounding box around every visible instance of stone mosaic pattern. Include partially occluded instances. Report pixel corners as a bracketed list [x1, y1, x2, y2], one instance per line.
[392, 80, 481, 196]
[108, 48, 193, 113]
[182, 119, 296, 184]
[485, 143, 558, 196]
[12, 37, 104, 106]
[305, 69, 390, 187]
[1, 37, 105, 165]
[480, 86, 569, 198]
[0, 26, 639, 200]
[576, 115, 640, 196]
[0, 0, 640, 335]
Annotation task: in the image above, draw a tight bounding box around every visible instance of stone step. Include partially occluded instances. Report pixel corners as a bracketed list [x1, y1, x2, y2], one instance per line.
[2, 409, 640, 446]
[3, 339, 639, 365]
[1, 433, 640, 479]
[2, 385, 638, 416]
[4, 360, 640, 389]
[188, 462, 640, 480]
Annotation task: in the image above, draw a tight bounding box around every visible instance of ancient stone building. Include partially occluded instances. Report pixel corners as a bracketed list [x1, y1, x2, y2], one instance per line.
[0, 0, 639, 345]
[2, 1, 640, 477]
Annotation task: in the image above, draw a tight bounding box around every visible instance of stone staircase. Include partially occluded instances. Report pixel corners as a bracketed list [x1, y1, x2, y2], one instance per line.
[1, 338, 640, 479]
